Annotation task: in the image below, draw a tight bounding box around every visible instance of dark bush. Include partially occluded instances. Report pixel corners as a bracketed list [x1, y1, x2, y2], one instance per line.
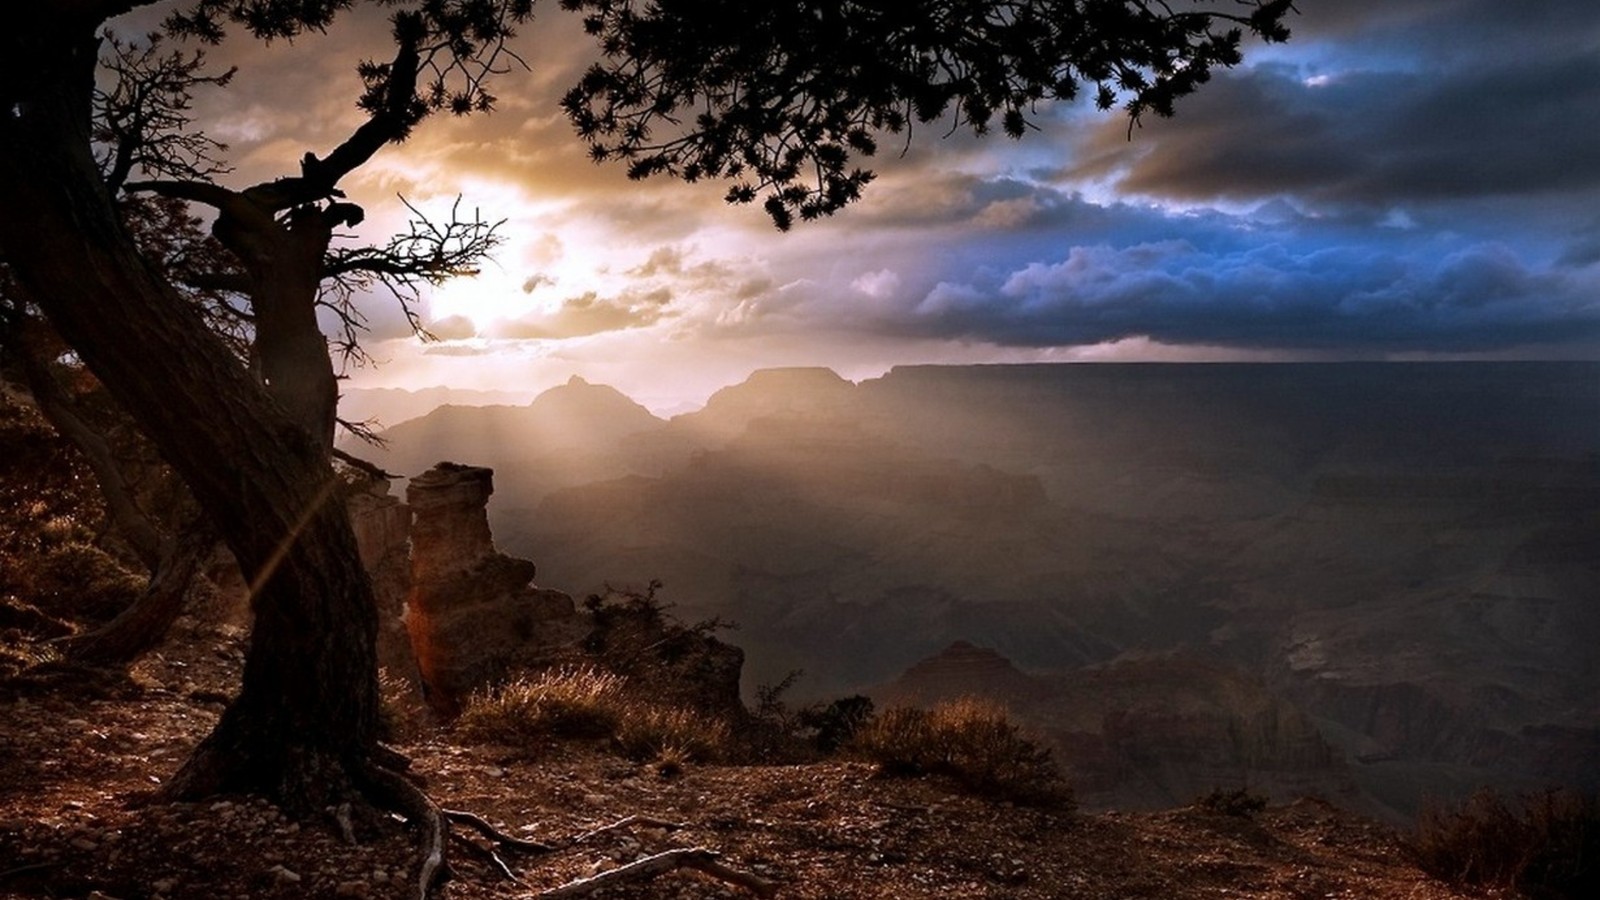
[1411, 787, 1599, 899]
[1193, 786, 1268, 817]
[798, 695, 875, 754]
[852, 697, 1071, 808]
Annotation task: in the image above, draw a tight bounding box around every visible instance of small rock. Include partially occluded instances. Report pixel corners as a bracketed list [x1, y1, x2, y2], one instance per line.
[152, 878, 178, 893]
[268, 865, 302, 884]
[70, 838, 99, 852]
[334, 880, 368, 898]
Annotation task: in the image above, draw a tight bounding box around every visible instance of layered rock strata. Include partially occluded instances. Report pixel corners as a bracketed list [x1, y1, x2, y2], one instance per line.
[404, 463, 586, 716]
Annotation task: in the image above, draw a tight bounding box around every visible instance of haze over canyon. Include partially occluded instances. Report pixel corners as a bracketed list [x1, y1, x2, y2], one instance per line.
[348, 362, 1600, 819]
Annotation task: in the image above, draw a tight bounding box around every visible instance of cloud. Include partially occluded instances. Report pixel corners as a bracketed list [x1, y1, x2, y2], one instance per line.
[894, 240, 1600, 353]
[425, 314, 477, 340]
[112, 0, 1600, 401]
[521, 274, 556, 293]
[852, 269, 901, 299]
[482, 288, 675, 340]
[422, 343, 496, 357]
[1070, 5, 1600, 211]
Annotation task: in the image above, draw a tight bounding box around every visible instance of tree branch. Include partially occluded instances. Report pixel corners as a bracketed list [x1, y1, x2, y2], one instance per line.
[240, 28, 423, 213]
[123, 178, 268, 229]
[2, 315, 167, 569]
[332, 446, 397, 480]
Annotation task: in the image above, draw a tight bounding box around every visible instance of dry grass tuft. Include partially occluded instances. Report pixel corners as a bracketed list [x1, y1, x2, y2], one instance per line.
[457, 666, 732, 764]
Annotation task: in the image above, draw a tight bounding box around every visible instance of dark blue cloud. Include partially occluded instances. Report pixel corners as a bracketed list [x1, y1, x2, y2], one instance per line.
[884, 0, 1600, 358]
[1074, 52, 1600, 208]
[895, 237, 1600, 353]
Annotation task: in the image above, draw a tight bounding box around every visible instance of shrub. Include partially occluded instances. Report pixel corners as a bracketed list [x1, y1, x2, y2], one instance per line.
[852, 697, 1071, 807]
[797, 695, 875, 754]
[376, 667, 433, 744]
[1411, 787, 1599, 899]
[1193, 786, 1268, 817]
[613, 704, 731, 764]
[25, 539, 145, 620]
[456, 666, 733, 764]
[457, 667, 625, 744]
[580, 582, 743, 720]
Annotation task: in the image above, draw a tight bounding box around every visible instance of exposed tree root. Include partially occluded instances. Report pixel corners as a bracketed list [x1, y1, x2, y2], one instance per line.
[449, 831, 522, 884]
[166, 741, 760, 900]
[358, 761, 448, 900]
[0, 862, 61, 884]
[443, 808, 555, 853]
[534, 847, 779, 899]
[424, 807, 775, 898]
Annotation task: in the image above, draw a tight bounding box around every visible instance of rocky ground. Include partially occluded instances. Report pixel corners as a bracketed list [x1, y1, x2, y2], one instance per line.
[0, 619, 1493, 900]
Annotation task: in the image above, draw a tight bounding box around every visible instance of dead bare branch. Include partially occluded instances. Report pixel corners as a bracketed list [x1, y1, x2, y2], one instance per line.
[569, 814, 687, 847]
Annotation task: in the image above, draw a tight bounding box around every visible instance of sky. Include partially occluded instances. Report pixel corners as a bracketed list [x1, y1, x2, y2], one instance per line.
[115, 0, 1600, 413]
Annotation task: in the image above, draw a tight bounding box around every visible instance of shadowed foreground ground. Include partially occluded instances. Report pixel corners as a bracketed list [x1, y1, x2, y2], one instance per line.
[0, 618, 1489, 900]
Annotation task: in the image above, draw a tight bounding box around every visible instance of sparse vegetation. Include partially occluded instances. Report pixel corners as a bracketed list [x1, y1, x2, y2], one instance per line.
[456, 666, 732, 764]
[1411, 787, 1600, 899]
[745, 670, 879, 763]
[376, 666, 433, 744]
[1193, 787, 1269, 817]
[851, 697, 1071, 807]
[797, 695, 876, 755]
[581, 582, 742, 716]
[613, 703, 732, 766]
[458, 667, 627, 743]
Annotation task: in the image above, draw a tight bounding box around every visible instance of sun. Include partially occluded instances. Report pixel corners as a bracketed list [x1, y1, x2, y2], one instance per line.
[426, 268, 541, 331]
[420, 213, 628, 335]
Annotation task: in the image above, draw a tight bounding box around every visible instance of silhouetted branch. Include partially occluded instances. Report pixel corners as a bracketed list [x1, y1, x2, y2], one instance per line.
[332, 446, 396, 479]
[321, 196, 503, 370]
[94, 31, 234, 193]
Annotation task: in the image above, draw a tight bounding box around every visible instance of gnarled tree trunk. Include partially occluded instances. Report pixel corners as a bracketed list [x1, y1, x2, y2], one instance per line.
[0, 12, 383, 813]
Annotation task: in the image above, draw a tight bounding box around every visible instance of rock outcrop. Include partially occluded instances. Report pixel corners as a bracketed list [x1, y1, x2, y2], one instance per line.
[404, 463, 586, 716]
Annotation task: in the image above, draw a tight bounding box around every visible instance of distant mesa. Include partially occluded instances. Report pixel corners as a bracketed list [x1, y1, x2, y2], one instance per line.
[880, 640, 1039, 706]
[674, 367, 857, 441]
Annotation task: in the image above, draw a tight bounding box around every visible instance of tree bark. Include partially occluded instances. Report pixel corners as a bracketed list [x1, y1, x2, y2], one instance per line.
[0, 16, 383, 812]
[64, 520, 212, 666]
[4, 316, 167, 570]
[227, 201, 341, 452]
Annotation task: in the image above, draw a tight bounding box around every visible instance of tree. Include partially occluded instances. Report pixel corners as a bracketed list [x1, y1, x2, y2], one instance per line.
[2, 31, 494, 665]
[0, 0, 1290, 892]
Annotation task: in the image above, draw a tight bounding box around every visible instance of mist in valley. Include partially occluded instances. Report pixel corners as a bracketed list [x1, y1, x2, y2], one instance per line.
[355, 362, 1600, 818]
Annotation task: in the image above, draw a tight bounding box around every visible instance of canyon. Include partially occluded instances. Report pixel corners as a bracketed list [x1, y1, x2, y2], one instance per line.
[352, 362, 1600, 818]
